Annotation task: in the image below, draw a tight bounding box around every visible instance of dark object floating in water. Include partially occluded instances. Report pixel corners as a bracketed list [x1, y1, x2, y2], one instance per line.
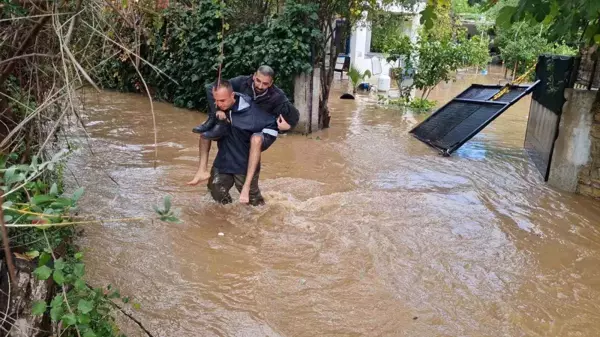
[340, 93, 355, 99]
[358, 82, 371, 91]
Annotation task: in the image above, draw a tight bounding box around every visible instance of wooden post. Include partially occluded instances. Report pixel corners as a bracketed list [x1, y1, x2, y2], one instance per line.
[294, 68, 320, 134]
[311, 68, 320, 132]
[294, 72, 310, 134]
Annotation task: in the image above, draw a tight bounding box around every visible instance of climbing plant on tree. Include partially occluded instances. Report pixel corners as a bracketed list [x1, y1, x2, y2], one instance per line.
[93, 0, 320, 110]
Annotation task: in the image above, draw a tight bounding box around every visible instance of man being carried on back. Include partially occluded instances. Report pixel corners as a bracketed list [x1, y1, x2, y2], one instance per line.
[187, 65, 299, 204]
[200, 80, 277, 206]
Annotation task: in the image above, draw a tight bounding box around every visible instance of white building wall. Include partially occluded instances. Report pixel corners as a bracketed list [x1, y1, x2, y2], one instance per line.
[348, 2, 425, 86]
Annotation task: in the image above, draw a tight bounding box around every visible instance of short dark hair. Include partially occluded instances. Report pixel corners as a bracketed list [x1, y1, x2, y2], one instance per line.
[256, 65, 275, 79]
[214, 79, 233, 92]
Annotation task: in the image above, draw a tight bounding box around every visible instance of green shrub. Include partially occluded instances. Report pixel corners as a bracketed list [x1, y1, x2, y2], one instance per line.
[92, 0, 320, 111]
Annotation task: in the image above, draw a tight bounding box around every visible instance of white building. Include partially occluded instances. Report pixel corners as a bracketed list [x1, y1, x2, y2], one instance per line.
[348, 2, 426, 87]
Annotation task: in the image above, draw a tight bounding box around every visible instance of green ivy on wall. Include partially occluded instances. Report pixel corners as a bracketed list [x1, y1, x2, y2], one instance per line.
[92, 0, 321, 111]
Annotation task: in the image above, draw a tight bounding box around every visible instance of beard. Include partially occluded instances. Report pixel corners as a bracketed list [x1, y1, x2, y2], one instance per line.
[253, 83, 267, 94]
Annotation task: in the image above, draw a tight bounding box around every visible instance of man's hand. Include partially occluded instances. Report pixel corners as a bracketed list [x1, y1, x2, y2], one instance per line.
[277, 115, 291, 131]
[216, 111, 227, 120]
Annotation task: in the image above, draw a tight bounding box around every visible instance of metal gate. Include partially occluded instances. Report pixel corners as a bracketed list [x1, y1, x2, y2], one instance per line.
[524, 54, 578, 181]
[410, 82, 539, 156]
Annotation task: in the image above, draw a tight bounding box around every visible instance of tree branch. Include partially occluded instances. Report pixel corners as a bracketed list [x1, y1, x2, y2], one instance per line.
[64, 0, 83, 45]
[0, 53, 57, 66]
[0, 15, 51, 88]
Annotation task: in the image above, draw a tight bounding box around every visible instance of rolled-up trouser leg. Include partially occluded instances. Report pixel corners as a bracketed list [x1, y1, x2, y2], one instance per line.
[233, 169, 265, 206]
[257, 132, 277, 152]
[207, 167, 234, 204]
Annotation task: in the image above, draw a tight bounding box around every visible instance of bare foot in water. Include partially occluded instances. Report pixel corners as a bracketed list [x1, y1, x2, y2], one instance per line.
[186, 171, 210, 186]
[239, 185, 251, 204]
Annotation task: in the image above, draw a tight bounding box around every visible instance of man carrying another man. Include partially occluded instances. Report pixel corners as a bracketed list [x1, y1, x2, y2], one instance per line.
[188, 66, 299, 204]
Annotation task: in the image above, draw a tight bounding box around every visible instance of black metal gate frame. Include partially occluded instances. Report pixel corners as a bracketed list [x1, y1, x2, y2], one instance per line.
[409, 81, 541, 156]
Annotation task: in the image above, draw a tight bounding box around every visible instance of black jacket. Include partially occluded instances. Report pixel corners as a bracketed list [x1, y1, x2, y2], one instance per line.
[213, 94, 278, 174]
[205, 75, 300, 129]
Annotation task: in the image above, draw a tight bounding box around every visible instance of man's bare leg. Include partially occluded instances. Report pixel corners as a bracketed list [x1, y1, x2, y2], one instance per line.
[240, 134, 263, 203]
[186, 137, 212, 185]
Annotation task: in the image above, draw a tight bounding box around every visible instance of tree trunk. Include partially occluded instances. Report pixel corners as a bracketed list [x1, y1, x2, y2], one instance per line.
[316, 18, 349, 130]
[0, 257, 57, 337]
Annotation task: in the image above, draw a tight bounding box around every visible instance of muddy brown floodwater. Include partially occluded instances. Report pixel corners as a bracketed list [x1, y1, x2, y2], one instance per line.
[67, 68, 600, 337]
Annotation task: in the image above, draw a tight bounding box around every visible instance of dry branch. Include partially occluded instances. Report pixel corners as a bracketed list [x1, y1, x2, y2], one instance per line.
[0, 15, 51, 88]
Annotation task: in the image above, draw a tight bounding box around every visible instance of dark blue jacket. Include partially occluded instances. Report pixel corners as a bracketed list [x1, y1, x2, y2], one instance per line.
[205, 75, 300, 129]
[213, 94, 278, 174]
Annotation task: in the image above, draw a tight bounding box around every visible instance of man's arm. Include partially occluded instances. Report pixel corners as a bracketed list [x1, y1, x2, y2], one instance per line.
[277, 101, 300, 130]
[228, 75, 248, 92]
[204, 75, 250, 114]
[268, 87, 299, 130]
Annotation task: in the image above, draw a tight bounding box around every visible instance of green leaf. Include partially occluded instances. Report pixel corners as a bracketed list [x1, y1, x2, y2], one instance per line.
[595, 34, 600, 45]
[160, 215, 181, 224]
[75, 252, 84, 260]
[49, 183, 58, 195]
[32, 300, 47, 315]
[11, 172, 27, 185]
[53, 258, 65, 270]
[191, 74, 200, 82]
[25, 250, 40, 259]
[584, 25, 599, 45]
[0, 155, 7, 169]
[31, 195, 54, 206]
[72, 187, 85, 202]
[33, 265, 52, 280]
[61, 313, 77, 326]
[133, 302, 141, 310]
[53, 269, 65, 285]
[3, 214, 13, 222]
[542, 0, 559, 25]
[4, 166, 16, 184]
[75, 279, 87, 291]
[419, 5, 436, 30]
[122, 297, 130, 303]
[51, 294, 64, 308]
[73, 263, 85, 277]
[50, 305, 64, 322]
[38, 252, 51, 267]
[78, 299, 94, 314]
[79, 314, 91, 325]
[496, 6, 517, 30]
[83, 330, 96, 337]
[51, 198, 73, 208]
